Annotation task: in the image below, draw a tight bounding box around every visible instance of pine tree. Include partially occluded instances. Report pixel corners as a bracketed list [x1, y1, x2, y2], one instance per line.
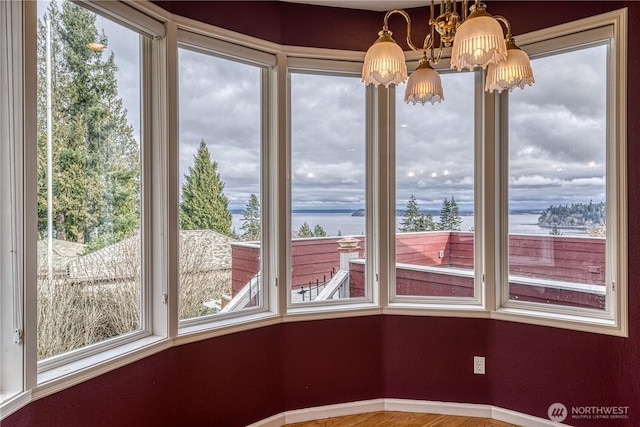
[240, 194, 261, 241]
[400, 194, 421, 232]
[313, 224, 327, 237]
[296, 222, 314, 238]
[415, 213, 436, 231]
[180, 140, 232, 235]
[400, 195, 435, 232]
[438, 196, 462, 231]
[37, 1, 139, 249]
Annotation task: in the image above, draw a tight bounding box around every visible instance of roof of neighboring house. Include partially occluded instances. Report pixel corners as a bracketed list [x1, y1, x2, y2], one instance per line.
[59, 230, 236, 282]
[37, 239, 86, 273]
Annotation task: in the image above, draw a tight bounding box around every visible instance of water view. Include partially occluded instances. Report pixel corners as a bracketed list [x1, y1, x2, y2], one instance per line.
[231, 212, 591, 237]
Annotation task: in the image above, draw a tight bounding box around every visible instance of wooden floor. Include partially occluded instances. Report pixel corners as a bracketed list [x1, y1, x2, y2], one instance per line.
[284, 411, 519, 427]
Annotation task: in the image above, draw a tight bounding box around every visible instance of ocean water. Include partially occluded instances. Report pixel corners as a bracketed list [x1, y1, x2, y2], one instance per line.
[232, 212, 588, 237]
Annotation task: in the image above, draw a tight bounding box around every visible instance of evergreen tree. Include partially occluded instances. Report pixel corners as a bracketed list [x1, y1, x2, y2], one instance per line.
[180, 140, 232, 235]
[313, 224, 327, 237]
[37, 1, 139, 249]
[400, 194, 435, 232]
[550, 225, 562, 236]
[240, 194, 261, 241]
[400, 194, 421, 232]
[438, 196, 462, 231]
[415, 213, 436, 232]
[296, 222, 314, 238]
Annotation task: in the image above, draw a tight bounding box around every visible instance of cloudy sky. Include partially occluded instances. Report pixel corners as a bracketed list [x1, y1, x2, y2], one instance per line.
[396, 70, 475, 213]
[508, 45, 607, 211]
[41, 0, 608, 214]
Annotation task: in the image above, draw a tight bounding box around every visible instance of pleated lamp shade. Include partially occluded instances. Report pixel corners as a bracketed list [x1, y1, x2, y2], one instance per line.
[404, 59, 444, 105]
[450, 4, 507, 72]
[362, 30, 408, 87]
[485, 41, 535, 93]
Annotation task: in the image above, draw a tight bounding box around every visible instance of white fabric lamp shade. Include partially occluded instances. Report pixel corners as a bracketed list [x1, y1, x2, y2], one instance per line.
[485, 41, 535, 93]
[450, 5, 507, 71]
[404, 59, 444, 105]
[362, 30, 408, 87]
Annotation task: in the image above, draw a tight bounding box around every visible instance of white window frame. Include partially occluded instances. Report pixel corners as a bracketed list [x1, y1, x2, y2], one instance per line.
[284, 55, 380, 317]
[23, 0, 171, 396]
[36, 18, 151, 375]
[1, 0, 31, 412]
[174, 27, 279, 334]
[387, 58, 486, 312]
[491, 9, 628, 336]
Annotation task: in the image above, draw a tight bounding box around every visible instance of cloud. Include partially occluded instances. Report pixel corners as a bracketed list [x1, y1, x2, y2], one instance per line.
[87, 3, 608, 214]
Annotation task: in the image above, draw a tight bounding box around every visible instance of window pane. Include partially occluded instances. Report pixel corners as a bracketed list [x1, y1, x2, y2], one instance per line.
[37, 1, 142, 360]
[395, 72, 476, 299]
[508, 45, 607, 310]
[289, 72, 366, 304]
[178, 48, 262, 319]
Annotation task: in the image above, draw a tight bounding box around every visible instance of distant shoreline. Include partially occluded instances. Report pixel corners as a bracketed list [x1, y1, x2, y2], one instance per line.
[231, 208, 545, 216]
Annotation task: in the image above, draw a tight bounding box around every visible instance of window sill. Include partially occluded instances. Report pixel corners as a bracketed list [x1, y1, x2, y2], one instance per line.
[285, 301, 382, 323]
[384, 303, 488, 318]
[491, 306, 627, 337]
[35, 335, 170, 400]
[176, 311, 281, 345]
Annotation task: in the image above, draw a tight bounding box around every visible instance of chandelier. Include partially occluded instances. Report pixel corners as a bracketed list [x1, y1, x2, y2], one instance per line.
[362, 0, 535, 105]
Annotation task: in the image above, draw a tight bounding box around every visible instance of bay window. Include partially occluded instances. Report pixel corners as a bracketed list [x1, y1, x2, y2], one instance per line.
[0, 2, 628, 421]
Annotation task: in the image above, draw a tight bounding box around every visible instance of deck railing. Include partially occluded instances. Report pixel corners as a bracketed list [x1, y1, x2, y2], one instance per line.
[231, 232, 606, 309]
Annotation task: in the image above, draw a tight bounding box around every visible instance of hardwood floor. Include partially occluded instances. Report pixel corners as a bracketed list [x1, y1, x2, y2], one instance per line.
[284, 411, 519, 427]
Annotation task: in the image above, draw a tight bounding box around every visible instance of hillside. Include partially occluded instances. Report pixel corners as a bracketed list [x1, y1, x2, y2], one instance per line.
[537, 201, 605, 228]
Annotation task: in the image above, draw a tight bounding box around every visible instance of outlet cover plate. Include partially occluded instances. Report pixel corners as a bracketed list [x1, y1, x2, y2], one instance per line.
[474, 356, 485, 374]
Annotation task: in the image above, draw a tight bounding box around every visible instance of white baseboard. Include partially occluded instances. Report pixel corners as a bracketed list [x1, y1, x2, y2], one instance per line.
[247, 398, 563, 427]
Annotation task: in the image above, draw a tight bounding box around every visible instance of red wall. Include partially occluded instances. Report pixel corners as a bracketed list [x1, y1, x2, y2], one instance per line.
[5, 2, 639, 426]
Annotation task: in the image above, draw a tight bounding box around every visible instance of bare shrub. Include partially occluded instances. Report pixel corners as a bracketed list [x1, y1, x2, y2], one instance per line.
[179, 270, 231, 319]
[37, 237, 141, 360]
[179, 233, 232, 319]
[37, 232, 234, 359]
[37, 280, 140, 360]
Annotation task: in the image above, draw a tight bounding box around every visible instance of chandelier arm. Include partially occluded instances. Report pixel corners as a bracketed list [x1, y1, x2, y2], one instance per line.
[425, 0, 436, 59]
[493, 15, 512, 40]
[462, 0, 469, 21]
[433, 39, 443, 65]
[382, 8, 423, 53]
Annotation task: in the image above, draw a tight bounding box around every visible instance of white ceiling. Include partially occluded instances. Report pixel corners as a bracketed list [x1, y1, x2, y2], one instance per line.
[280, 0, 428, 12]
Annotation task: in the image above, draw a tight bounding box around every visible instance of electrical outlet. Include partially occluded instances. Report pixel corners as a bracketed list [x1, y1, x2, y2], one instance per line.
[438, 250, 444, 258]
[474, 356, 485, 374]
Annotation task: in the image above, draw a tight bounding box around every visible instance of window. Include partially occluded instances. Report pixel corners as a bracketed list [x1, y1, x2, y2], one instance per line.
[35, 0, 145, 362]
[288, 70, 368, 306]
[394, 70, 478, 304]
[507, 45, 607, 311]
[1, 0, 26, 404]
[177, 35, 272, 323]
[497, 11, 627, 334]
